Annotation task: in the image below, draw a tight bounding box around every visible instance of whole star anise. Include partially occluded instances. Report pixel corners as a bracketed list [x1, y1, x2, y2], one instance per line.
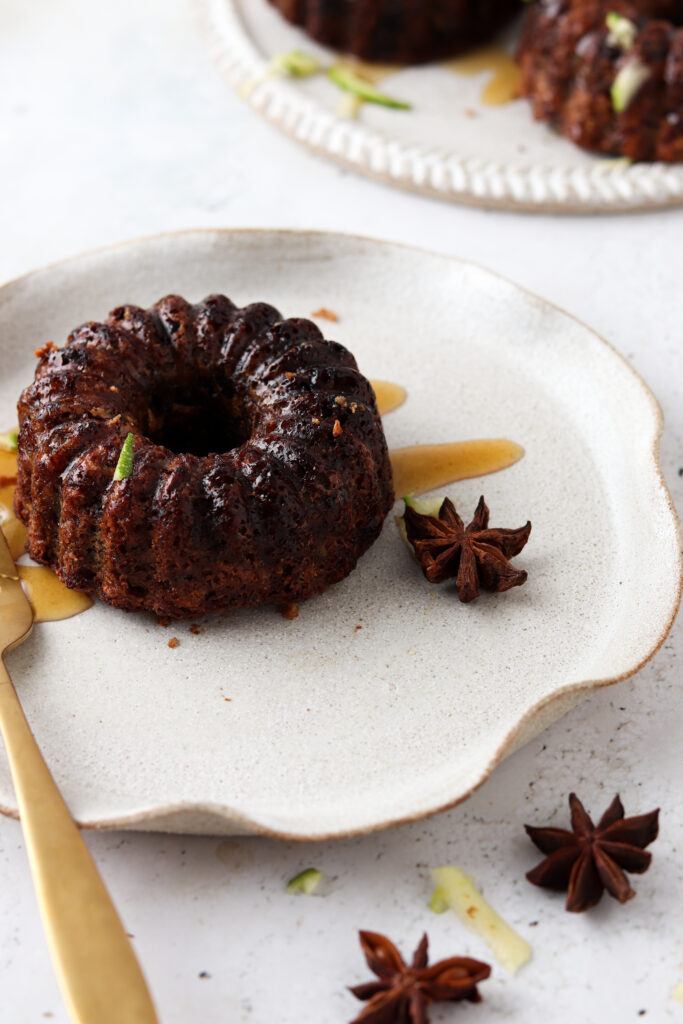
[349, 930, 490, 1024]
[525, 793, 660, 913]
[403, 496, 531, 603]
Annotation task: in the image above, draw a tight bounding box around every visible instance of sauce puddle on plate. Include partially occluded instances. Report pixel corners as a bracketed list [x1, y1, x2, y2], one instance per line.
[390, 440, 524, 497]
[0, 435, 93, 623]
[16, 565, 93, 623]
[371, 385, 524, 495]
[443, 47, 521, 106]
[2, 385, 523, 621]
[371, 380, 408, 416]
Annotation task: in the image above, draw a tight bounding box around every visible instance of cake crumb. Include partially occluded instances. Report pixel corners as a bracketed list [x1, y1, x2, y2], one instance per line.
[285, 371, 294, 379]
[334, 395, 347, 407]
[168, 637, 179, 649]
[34, 341, 57, 359]
[311, 307, 338, 322]
[281, 602, 299, 620]
[189, 623, 201, 635]
[333, 419, 343, 437]
[311, 417, 320, 425]
[109, 385, 118, 392]
[355, 624, 363, 632]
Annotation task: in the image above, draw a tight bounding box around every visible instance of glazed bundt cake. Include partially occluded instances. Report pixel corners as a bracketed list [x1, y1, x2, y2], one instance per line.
[15, 295, 394, 619]
[518, 0, 683, 162]
[267, 0, 523, 64]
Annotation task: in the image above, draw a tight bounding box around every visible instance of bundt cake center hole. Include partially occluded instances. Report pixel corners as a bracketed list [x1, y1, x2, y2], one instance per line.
[146, 385, 245, 457]
[634, 0, 683, 21]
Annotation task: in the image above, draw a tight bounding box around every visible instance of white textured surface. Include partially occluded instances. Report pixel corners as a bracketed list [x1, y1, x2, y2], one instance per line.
[200, 0, 683, 212]
[0, 230, 678, 838]
[1, 0, 683, 1022]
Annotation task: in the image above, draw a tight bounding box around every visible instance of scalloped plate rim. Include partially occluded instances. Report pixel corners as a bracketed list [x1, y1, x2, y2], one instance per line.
[0, 227, 680, 840]
[196, 0, 683, 213]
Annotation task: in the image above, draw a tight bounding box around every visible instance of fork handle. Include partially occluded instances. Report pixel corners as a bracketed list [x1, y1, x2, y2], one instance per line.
[0, 659, 158, 1024]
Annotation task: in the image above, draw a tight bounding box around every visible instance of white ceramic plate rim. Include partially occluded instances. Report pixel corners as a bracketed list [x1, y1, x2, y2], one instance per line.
[0, 228, 680, 840]
[196, 0, 683, 214]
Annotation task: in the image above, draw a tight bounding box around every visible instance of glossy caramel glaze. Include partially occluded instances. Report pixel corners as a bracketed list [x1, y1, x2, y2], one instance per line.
[1, 443, 93, 621]
[370, 380, 407, 416]
[518, 0, 683, 162]
[17, 566, 93, 622]
[15, 296, 394, 619]
[268, 0, 523, 64]
[444, 46, 522, 105]
[390, 439, 524, 497]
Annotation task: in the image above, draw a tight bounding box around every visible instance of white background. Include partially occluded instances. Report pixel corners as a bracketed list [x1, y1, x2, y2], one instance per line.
[1, 1, 682, 1022]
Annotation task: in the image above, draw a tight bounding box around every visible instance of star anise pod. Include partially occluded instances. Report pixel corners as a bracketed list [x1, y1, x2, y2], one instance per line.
[403, 496, 531, 603]
[525, 792, 660, 913]
[348, 930, 490, 1024]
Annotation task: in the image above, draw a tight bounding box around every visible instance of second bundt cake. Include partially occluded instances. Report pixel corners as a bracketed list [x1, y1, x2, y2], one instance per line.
[15, 294, 394, 619]
[518, 0, 683, 162]
[267, 0, 523, 64]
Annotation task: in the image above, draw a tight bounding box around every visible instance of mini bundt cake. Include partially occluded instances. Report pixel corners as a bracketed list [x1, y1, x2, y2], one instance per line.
[518, 0, 683, 162]
[267, 0, 523, 64]
[15, 295, 394, 619]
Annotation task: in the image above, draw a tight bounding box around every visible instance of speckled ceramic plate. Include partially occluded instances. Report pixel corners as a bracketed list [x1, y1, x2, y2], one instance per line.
[198, 0, 683, 213]
[0, 229, 680, 838]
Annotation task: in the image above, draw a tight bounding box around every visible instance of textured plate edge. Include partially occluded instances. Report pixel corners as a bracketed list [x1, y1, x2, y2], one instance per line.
[0, 226, 680, 839]
[195, 0, 683, 215]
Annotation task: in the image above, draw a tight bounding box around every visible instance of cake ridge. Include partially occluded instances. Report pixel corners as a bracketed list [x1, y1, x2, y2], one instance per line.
[16, 293, 394, 619]
[518, 0, 683, 162]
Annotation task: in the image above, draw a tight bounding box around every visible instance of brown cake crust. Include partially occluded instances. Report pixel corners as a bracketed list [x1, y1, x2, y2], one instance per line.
[15, 295, 394, 619]
[268, 0, 523, 64]
[518, 0, 683, 162]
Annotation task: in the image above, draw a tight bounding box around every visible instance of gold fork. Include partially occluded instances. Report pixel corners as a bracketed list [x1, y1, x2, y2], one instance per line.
[0, 530, 158, 1024]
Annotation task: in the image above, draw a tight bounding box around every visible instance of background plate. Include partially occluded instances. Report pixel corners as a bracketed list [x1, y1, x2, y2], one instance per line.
[199, 0, 683, 213]
[0, 229, 680, 837]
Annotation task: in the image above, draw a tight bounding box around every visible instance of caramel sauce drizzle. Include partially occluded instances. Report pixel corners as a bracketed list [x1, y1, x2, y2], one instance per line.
[0, 449, 18, 482]
[1, 384, 524, 622]
[0, 438, 93, 623]
[371, 385, 524, 496]
[443, 47, 521, 106]
[16, 565, 93, 622]
[370, 380, 408, 416]
[390, 440, 524, 498]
